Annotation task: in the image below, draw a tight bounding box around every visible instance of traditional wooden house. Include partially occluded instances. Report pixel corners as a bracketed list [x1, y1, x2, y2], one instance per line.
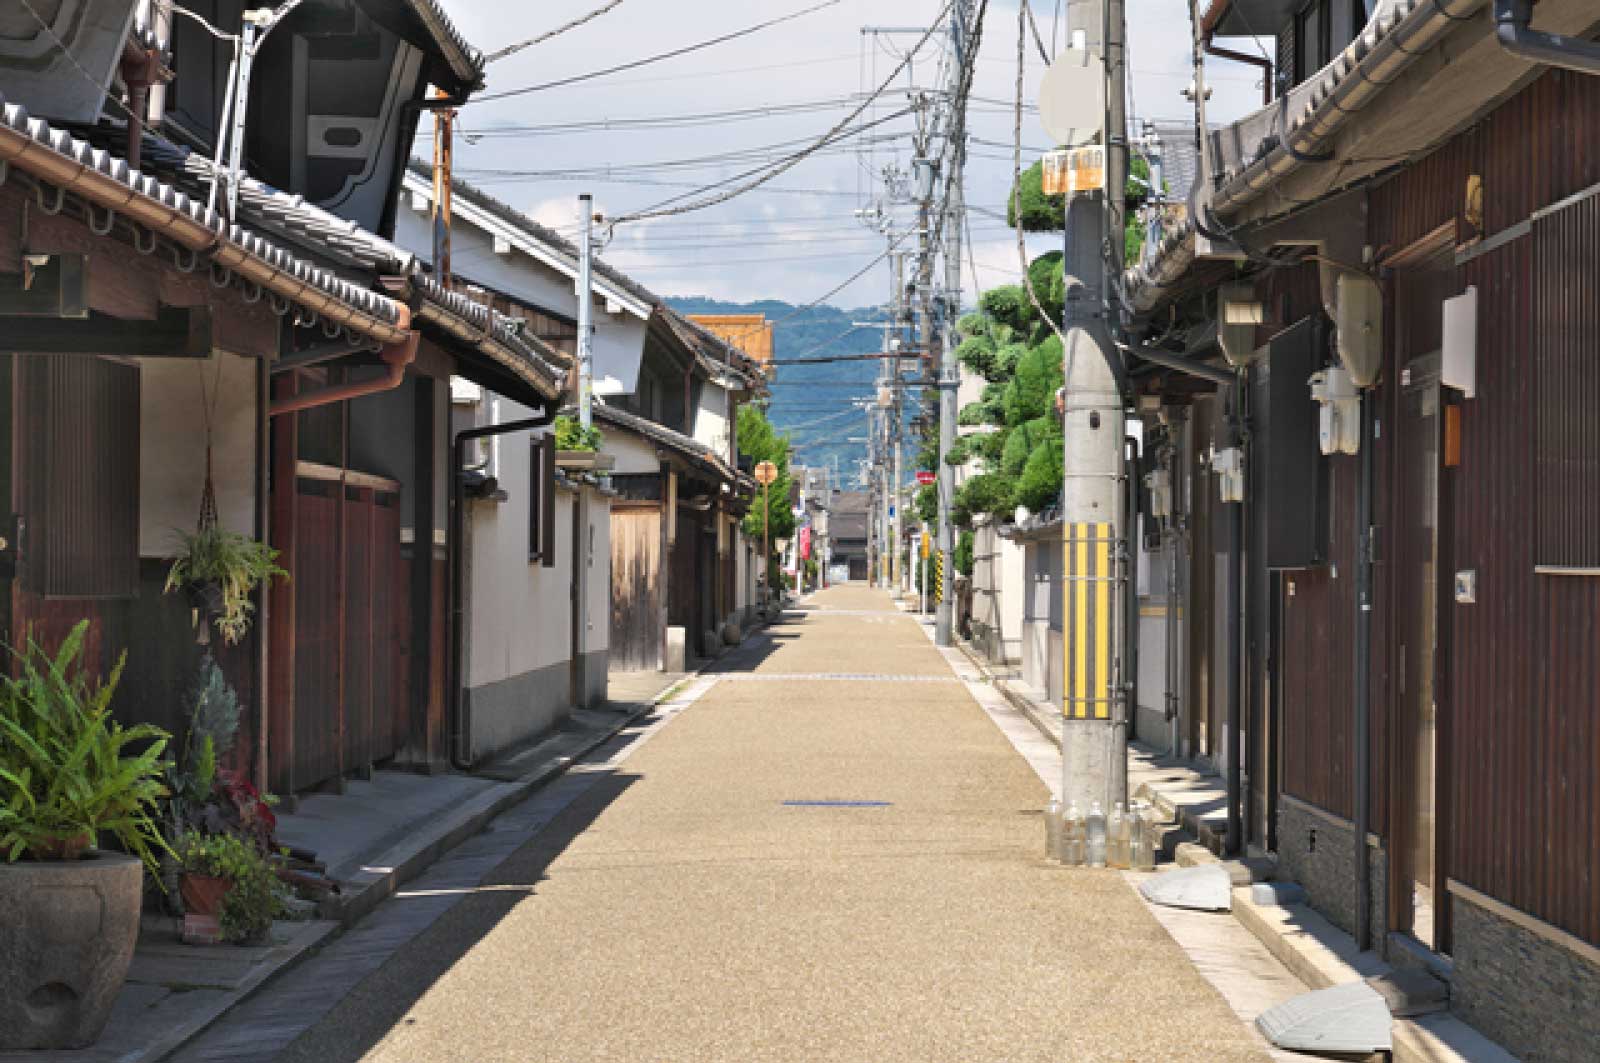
[1119, 1, 1600, 1055]
[0, 0, 573, 799]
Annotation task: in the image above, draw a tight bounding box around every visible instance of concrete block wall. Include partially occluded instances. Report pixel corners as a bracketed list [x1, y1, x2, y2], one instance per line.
[1451, 892, 1600, 1063]
[1275, 798, 1386, 945]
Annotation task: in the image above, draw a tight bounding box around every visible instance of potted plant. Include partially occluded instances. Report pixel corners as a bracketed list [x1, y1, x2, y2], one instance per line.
[171, 830, 285, 945]
[0, 621, 170, 1049]
[553, 415, 611, 470]
[164, 526, 288, 645]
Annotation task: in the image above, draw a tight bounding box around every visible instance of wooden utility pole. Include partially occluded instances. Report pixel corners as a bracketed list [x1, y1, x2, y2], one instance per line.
[431, 88, 455, 287]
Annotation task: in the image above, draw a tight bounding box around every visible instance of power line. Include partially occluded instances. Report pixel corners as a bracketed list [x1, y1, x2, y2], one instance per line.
[608, 2, 957, 228]
[474, 0, 843, 103]
[484, 0, 625, 63]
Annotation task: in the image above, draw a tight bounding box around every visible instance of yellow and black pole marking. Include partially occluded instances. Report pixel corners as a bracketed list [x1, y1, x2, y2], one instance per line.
[934, 550, 944, 604]
[1063, 521, 1115, 720]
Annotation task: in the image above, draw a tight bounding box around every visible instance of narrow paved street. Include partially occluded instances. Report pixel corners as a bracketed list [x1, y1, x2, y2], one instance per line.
[192, 587, 1269, 1063]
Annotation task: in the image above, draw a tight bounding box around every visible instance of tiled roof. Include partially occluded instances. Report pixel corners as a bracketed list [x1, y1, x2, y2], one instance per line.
[659, 308, 767, 389]
[1, 100, 563, 397]
[586, 403, 740, 484]
[404, 159, 659, 310]
[0, 94, 404, 333]
[131, 139, 564, 396]
[400, 0, 485, 89]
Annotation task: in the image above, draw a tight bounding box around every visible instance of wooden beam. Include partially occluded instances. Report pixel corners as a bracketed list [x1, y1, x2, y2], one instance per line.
[0, 306, 210, 356]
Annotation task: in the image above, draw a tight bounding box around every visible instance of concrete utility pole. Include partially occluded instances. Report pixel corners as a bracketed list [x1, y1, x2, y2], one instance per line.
[1059, 0, 1129, 814]
[933, 0, 974, 647]
[576, 194, 595, 430]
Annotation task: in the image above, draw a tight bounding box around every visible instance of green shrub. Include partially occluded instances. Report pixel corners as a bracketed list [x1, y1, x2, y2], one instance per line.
[978, 285, 1036, 332]
[1008, 160, 1066, 232]
[958, 402, 990, 428]
[1005, 335, 1064, 425]
[1014, 435, 1064, 514]
[954, 530, 975, 576]
[0, 621, 170, 871]
[174, 830, 285, 943]
[553, 415, 603, 452]
[952, 472, 1014, 528]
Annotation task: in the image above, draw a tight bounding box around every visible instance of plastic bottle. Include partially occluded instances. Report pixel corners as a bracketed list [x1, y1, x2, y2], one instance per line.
[1131, 801, 1157, 871]
[1086, 801, 1107, 868]
[1108, 802, 1130, 869]
[1061, 802, 1085, 866]
[1044, 797, 1063, 860]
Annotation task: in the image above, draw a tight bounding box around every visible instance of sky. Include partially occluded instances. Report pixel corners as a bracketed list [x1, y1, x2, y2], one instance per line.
[435, 0, 1270, 311]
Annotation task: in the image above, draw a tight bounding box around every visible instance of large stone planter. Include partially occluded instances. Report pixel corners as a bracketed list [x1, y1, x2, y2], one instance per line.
[0, 851, 143, 1049]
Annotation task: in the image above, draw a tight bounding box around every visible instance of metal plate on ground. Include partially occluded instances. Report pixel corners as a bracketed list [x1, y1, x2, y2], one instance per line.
[1138, 864, 1233, 911]
[1256, 981, 1393, 1054]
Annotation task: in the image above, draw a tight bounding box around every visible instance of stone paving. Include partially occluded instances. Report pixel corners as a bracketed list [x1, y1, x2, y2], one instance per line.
[182, 586, 1273, 1062]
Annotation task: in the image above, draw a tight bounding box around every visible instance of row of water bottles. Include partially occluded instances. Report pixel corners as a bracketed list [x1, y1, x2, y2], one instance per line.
[1044, 797, 1157, 870]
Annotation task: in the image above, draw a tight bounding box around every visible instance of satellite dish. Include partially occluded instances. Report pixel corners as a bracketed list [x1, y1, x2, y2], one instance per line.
[1038, 49, 1105, 148]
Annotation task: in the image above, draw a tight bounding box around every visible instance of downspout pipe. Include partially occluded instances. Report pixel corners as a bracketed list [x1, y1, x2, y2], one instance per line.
[1495, 0, 1600, 74]
[449, 410, 557, 771]
[1354, 388, 1376, 949]
[1124, 435, 1141, 750]
[269, 305, 418, 416]
[1222, 383, 1245, 857]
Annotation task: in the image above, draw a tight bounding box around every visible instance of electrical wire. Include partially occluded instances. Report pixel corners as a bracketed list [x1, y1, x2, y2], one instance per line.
[484, 0, 625, 63]
[607, 2, 956, 228]
[473, 0, 842, 103]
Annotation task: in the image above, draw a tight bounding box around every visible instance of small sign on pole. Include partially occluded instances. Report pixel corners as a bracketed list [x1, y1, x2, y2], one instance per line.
[915, 470, 936, 486]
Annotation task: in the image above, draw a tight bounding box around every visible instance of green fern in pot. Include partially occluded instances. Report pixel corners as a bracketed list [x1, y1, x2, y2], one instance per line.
[0, 621, 170, 870]
[165, 527, 288, 645]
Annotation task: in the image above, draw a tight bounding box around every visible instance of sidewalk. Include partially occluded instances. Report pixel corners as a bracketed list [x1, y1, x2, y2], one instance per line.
[954, 636, 1517, 1063]
[0, 671, 691, 1063]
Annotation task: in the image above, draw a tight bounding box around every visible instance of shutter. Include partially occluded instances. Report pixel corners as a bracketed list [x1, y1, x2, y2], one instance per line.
[17, 356, 140, 598]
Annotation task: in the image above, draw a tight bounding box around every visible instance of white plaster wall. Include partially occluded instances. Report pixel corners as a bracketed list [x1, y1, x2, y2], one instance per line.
[393, 201, 649, 395]
[139, 352, 257, 557]
[693, 380, 730, 459]
[601, 426, 660, 475]
[463, 397, 573, 689]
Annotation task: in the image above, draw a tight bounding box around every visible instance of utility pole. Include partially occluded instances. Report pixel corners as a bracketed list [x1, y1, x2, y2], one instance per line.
[1059, 0, 1129, 813]
[576, 194, 595, 430]
[933, 0, 973, 647]
[430, 87, 455, 287]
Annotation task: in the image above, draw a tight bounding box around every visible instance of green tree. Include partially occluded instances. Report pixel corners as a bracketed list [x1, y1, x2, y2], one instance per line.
[1007, 160, 1065, 232]
[738, 405, 795, 548]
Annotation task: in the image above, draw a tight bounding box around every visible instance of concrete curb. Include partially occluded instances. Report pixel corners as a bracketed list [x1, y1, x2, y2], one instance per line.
[122, 919, 339, 1063]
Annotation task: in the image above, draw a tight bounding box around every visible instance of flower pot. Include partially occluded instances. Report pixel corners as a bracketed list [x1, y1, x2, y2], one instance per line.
[179, 872, 232, 916]
[186, 581, 226, 620]
[0, 851, 143, 1049]
[179, 872, 233, 946]
[27, 832, 93, 861]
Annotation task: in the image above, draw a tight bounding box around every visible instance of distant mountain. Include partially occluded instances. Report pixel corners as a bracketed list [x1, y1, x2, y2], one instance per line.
[668, 296, 898, 487]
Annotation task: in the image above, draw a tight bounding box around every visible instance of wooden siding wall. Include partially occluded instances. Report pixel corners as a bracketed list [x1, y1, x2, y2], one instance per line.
[1363, 69, 1600, 944]
[1259, 263, 1389, 832]
[610, 503, 663, 671]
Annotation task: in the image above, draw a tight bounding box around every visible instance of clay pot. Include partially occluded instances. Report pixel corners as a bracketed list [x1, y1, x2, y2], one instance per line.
[27, 833, 93, 861]
[179, 872, 232, 916]
[0, 851, 143, 1049]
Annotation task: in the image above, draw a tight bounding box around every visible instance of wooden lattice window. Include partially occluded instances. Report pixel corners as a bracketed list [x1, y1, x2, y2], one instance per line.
[16, 356, 141, 597]
[1533, 189, 1600, 569]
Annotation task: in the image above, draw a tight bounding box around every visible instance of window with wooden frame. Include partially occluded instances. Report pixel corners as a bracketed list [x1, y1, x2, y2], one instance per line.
[528, 434, 557, 567]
